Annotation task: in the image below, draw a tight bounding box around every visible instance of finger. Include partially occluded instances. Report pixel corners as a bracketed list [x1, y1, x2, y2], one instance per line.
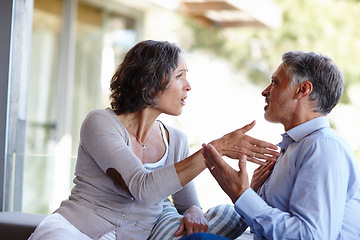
[253, 164, 268, 175]
[174, 221, 185, 237]
[251, 160, 272, 177]
[202, 143, 226, 170]
[238, 155, 247, 173]
[191, 221, 201, 233]
[238, 120, 256, 134]
[255, 147, 280, 157]
[201, 145, 213, 169]
[256, 154, 278, 162]
[250, 138, 279, 150]
[265, 161, 276, 174]
[204, 224, 209, 233]
[255, 169, 272, 185]
[255, 163, 273, 177]
[251, 148, 280, 162]
[246, 155, 266, 165]
[195, 222, 208, 233]
[202, 144, 217, 170]
[236, 140, 279, 162]
[262, 169, 272, 179]
[186, 224, 194, 236]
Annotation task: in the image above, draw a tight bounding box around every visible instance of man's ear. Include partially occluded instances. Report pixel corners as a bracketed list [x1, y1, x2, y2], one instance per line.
[295, 80, 312, 99]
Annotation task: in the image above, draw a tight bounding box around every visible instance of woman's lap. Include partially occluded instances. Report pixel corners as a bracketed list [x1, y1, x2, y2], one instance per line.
[28, 213, 92, 240]
[148, 199, 247, 240]
[29, 201, 247, 240]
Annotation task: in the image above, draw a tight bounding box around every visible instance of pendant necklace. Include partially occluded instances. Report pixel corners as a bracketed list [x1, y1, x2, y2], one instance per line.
[127, 115, 155, 150]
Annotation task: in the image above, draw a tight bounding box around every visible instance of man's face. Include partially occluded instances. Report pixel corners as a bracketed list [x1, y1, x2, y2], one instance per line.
[262, 63, 297, 126]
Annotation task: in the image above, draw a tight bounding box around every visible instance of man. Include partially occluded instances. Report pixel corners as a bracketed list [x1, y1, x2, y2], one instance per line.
[183, 51, 360, 239]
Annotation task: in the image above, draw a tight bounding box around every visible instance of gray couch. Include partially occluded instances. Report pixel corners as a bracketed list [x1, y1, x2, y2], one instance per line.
[0, 211, 254, 240]
[0, 212, 45, 240]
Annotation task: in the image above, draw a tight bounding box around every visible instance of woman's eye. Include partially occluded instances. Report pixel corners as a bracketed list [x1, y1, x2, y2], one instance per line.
[176, 74, 183, 79]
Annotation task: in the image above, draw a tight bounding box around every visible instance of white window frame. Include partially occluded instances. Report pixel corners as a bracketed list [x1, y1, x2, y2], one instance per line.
[0, 0, 33, 212]
[0, 0, 143, 213]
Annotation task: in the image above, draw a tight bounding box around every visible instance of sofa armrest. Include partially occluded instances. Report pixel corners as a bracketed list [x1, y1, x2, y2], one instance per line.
[0, 211, 46, 240]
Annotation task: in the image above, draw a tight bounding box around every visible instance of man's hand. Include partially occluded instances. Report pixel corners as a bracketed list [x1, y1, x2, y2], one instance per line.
[202, 143, 250, 203]
[174, 205, 208, 237]
[250, 161, 275, 192]
[211, 121, 280, 165]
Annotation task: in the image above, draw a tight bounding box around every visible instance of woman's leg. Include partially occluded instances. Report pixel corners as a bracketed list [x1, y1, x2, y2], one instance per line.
[28, 213, 92, 240]
[204, 204, 247, 239]
[149, 200, 247, 240]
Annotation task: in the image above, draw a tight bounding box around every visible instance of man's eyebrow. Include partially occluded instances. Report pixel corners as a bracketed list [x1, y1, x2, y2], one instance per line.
[270, 76, 279, 83]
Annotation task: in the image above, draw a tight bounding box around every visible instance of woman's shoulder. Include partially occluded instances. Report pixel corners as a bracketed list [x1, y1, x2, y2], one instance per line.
[82, 108, 124, 131]
[85, 107, 114, 118]
[83, 108, 117, 123]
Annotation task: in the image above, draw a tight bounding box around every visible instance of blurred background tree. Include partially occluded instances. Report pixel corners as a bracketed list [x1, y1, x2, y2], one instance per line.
[185, 0, 360, 103]
[182, 0, 360, 163]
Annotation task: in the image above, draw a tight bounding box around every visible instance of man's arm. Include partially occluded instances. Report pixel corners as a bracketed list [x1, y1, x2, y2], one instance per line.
[201, 141, 349, 239]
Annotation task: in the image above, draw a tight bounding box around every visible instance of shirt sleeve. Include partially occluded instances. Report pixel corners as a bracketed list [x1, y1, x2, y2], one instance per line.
[80, 110, 182, 206]
[235, 137, 350, 239]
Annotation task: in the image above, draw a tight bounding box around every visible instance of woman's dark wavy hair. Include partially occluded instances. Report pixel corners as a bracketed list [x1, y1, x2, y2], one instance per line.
[109, 40, 182, 115]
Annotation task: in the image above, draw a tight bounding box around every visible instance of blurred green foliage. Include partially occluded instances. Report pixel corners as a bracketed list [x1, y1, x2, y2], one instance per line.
[185, 0, 360, 104]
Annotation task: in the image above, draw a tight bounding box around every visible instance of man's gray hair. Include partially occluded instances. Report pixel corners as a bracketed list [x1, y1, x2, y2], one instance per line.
[282, 51, 344, 115]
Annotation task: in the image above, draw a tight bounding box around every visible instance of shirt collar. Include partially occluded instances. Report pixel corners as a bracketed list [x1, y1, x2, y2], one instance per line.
[286, 116, 330, 143]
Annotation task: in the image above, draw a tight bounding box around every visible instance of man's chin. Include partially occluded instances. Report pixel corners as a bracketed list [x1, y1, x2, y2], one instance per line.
[264, 113, 276, 123]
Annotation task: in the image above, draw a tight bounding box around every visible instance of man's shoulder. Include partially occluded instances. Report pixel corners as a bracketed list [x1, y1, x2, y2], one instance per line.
[301, 126, 354, 157]
[309, 126, 345, 144]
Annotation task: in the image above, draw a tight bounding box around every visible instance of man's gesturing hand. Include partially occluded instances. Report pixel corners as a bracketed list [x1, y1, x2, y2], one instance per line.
[202, 143, 250, 203]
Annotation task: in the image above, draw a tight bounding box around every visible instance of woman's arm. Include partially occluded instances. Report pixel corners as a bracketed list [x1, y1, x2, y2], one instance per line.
[175, 121, 279, 187]
[81, 111, 278, 204]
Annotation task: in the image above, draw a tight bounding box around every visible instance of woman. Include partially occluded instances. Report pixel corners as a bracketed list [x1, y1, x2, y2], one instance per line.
[29, 40, 279, 240]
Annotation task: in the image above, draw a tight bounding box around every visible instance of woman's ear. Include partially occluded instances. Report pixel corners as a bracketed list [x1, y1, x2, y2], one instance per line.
[295, 80, 312, 99]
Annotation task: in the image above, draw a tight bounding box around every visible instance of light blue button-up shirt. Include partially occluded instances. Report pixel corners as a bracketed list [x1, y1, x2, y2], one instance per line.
[235, 116, 360, 239]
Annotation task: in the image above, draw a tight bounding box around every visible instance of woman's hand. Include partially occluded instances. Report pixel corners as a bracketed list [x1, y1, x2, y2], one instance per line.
[174, 205, 208, 237]
[211, 120, 280, 165]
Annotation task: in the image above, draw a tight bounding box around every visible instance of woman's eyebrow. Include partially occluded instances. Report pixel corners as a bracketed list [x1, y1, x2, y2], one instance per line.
[177, 68, 188, 73]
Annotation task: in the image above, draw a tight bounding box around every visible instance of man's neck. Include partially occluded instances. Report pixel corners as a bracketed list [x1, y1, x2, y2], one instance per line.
[284, 112, 324, 132]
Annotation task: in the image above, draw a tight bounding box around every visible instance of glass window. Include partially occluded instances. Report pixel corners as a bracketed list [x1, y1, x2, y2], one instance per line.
[22, 0, 138, 214]
[23, 0, 62, 214]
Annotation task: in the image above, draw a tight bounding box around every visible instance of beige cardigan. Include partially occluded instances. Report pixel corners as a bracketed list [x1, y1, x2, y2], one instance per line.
[56, 108, 200, 239]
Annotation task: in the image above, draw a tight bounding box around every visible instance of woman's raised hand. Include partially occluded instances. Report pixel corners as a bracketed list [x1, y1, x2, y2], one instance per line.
[210, 121, 280, 165]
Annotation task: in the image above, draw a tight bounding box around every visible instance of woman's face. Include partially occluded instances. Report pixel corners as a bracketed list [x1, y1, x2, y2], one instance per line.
[156, 55, 191, 116]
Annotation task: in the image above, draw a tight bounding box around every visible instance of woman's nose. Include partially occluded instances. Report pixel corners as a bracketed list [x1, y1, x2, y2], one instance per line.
[185, 79, 191, 91]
